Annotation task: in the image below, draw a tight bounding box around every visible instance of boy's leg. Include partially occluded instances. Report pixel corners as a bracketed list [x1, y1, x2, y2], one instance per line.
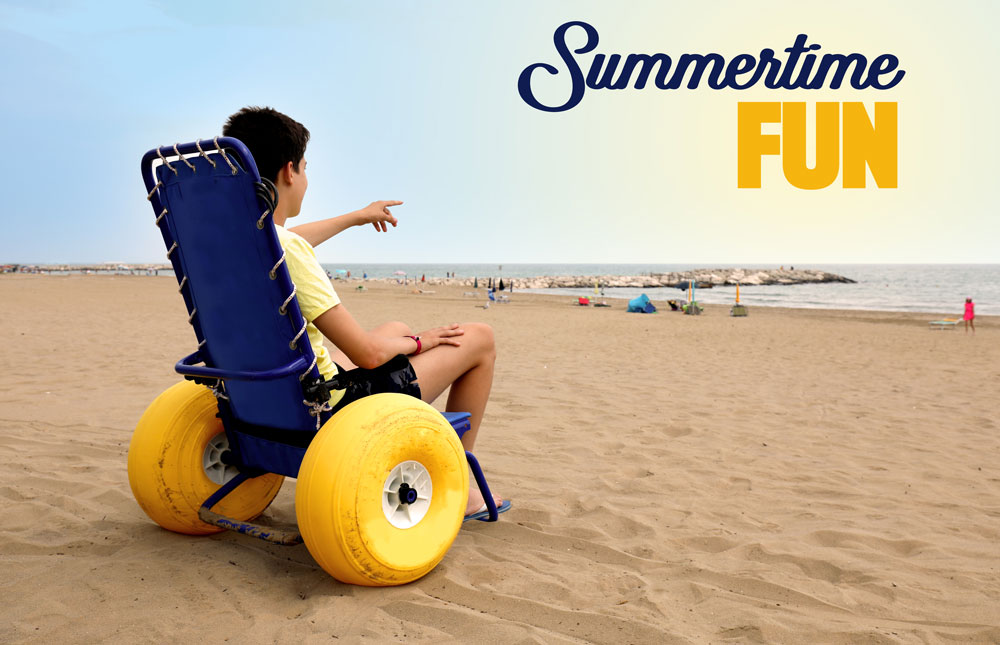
[407, 323, 496, 452]
[407, 323, 500, 514]
[325, 321, 501, 514]
[327, 320, 496, 447]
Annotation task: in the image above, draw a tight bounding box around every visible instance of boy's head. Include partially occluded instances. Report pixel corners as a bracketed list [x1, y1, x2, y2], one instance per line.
[222, 107, 310, 184]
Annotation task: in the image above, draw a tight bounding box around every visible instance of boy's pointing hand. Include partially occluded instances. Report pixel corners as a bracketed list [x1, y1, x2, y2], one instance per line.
[358, 200, 402, 232]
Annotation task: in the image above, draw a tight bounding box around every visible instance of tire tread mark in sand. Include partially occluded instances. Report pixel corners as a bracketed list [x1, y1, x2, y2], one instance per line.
[461, 520, 676, 569]
[386, 587, 691, 645]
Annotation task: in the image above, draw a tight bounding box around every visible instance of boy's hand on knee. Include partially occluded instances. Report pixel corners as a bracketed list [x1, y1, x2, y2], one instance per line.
[356, 200, 402, 232]
[416, 324, 464, 351]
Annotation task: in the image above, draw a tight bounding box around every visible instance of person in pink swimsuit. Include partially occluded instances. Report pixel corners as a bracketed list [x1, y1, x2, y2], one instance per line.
[963, 298, 975, 334]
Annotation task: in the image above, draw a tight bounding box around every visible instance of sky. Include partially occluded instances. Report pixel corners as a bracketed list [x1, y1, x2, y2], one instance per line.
[1, 0, 997, 265]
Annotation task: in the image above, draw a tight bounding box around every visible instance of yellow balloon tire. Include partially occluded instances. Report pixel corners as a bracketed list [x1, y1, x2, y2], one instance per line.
[127, 380, 284, 535]
[295, 393, 468, 586]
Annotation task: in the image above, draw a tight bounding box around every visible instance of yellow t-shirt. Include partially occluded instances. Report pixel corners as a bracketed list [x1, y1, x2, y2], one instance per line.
[274, 225, 344, 406]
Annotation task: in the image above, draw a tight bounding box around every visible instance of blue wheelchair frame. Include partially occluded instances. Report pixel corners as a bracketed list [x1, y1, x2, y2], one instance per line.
[141, 138, 500, 543]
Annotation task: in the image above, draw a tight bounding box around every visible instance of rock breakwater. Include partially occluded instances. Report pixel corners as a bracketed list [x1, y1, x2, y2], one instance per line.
[377, 268, 855, 289]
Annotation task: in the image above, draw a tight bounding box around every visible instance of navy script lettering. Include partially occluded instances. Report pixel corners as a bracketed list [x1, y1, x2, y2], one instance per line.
[518, 23, 906, 112]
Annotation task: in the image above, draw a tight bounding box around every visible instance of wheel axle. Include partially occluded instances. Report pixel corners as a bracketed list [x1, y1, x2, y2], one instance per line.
[397, 482, 418, 505]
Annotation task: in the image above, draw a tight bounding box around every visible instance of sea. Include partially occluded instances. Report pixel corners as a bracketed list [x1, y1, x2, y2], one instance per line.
[319, 263, 1000, 316]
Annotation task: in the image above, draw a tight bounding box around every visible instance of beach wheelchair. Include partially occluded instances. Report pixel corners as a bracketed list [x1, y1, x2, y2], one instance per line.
[129, 138, 503, 586]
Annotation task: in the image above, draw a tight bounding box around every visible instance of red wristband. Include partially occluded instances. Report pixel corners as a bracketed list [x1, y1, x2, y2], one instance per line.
[407, 335, 421, 355]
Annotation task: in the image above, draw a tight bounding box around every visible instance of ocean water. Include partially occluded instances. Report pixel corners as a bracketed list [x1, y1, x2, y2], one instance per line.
[320, 263, 1000, 316]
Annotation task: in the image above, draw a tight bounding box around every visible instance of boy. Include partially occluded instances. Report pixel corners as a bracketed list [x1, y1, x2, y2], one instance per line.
[223, 107, 506, 519]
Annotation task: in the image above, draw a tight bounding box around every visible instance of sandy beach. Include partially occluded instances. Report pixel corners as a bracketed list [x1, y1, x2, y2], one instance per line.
[2, 274, 998, 644]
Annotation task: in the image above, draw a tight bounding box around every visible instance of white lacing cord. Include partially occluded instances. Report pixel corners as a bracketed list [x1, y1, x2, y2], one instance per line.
[279, 285, 297, 315]
[299, 356, 318, 381]
[214, 137, 238, 175]
[303, 398, 332, 430]
[256, 209, 271, 230]
[155, 208, 168, 225]
[269, 252, 286, 280]
[156, 148, 177, 175]
[260, 232, 325, 425]
[187, 307, 197, 324]
[195, 139, 217, 168]
[166, 241, 178, 258]
[177, 276, 188, 293]
[211, 381, 229, 401]
[146, 181, 163, 201]
[299, 356, 326, 428]
[173, 144, 196, 171]
[289, 321, 306, 349]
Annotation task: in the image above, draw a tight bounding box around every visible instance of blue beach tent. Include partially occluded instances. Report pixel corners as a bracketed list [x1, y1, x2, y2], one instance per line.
[627, 293, 657, 313]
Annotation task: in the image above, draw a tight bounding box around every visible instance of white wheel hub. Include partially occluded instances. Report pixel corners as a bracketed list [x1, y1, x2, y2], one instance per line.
[203, 432, 240, 485]
[382, 460, 432, 529]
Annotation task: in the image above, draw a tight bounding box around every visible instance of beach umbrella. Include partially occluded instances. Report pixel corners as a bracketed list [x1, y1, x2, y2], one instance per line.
[474, 276, 478, 288]
[731, 282, 748, 317]
[594, 280, 599, 295]
[336, 269, 347, 275]
[393, 270, 406, 276]
[499, 278, 505, 291]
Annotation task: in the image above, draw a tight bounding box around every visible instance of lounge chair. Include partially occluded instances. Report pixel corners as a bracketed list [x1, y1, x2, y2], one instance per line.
[928, 318, 958, 330]
[131, 138, 504, 587]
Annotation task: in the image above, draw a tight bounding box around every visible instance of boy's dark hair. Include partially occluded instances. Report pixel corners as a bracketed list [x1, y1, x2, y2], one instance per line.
[222, 107, 310, 183]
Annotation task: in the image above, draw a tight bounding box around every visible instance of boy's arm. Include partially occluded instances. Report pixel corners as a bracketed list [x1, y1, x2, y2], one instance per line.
[314, 304, 462, 371]
[289, 200, 402, 247]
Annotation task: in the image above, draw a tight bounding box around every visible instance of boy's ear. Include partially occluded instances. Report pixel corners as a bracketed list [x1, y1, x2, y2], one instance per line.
[277, 161, 294, 186]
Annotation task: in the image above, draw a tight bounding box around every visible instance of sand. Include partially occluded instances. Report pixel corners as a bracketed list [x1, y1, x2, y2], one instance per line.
[2, 274, 998, 644]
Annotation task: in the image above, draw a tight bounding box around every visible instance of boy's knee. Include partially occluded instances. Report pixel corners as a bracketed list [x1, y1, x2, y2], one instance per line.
[465, 322, 496, 357]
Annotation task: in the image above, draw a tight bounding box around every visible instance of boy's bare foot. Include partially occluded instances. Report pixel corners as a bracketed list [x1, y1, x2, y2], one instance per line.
[465, 487, 504, 516]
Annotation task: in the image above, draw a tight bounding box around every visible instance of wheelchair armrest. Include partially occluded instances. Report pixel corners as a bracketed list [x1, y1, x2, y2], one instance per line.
[175, 350, 312, 382]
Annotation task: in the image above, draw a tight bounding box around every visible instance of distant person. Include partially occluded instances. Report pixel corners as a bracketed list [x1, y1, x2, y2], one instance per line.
[964, 297, 975, 334]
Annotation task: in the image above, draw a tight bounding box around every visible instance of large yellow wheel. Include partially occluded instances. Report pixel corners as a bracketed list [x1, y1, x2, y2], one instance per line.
[296, 393, 468, 586]
[128, 380, 284, 535]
